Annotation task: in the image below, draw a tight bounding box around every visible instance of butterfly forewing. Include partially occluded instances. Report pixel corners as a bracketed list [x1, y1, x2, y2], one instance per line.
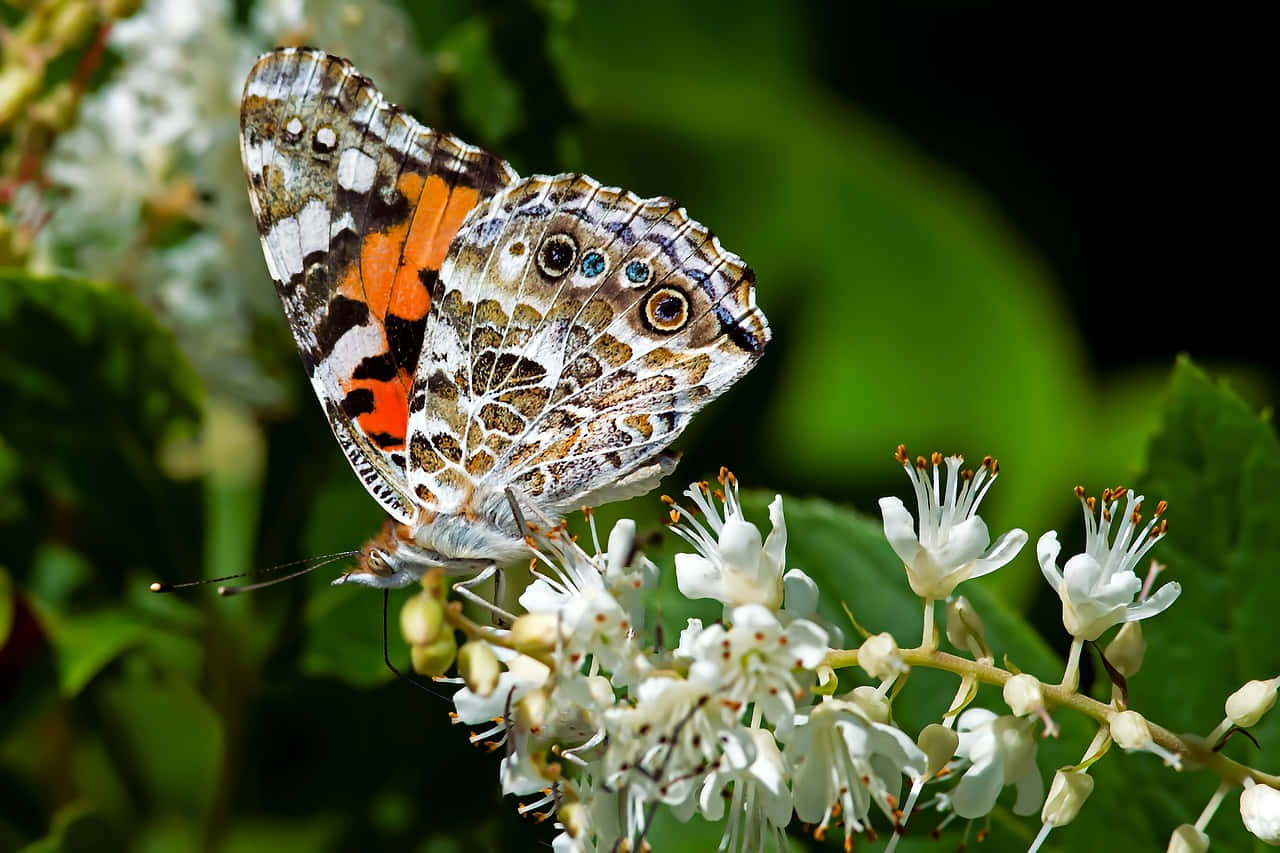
[240, 48, 517, 523]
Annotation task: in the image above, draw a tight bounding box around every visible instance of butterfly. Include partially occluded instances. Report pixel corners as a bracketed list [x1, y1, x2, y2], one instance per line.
[239, 47, 769, 588]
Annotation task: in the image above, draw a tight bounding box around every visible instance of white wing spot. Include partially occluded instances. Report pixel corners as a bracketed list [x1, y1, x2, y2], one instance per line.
[315, 126, 337, 151]
[337, 147, 377, 192]
[297, 199, 329, 258]
[284, 116, 304, 139]
[264, 216, 303, 279]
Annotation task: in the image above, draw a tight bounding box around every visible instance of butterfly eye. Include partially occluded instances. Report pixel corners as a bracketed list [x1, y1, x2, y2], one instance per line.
[625, 260, 651, 285]
[580, 250, 607, 278]
[537, 233, 578, 278]
[643, 286, 690, 332]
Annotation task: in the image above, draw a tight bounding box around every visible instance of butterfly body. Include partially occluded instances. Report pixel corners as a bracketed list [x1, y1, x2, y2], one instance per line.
[240, 48, 768, 588]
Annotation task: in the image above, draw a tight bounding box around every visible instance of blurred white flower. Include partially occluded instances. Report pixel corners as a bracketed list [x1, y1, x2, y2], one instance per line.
[1037, 486, 1179, 641]
[787, 698, 927, 844]
[949, 708, 1043, 819]
[879, 446, 1027, 600]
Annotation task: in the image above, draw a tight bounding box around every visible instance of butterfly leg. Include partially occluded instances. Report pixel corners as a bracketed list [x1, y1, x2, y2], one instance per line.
[452, 563, 515, 627]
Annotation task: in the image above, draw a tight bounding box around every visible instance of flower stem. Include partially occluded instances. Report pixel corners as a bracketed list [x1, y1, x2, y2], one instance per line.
[921, 598, 937, 650]
[1194, 781, 1231, 833]
[1061, 638, 1083, 691]
[823, 644, 1280, 789]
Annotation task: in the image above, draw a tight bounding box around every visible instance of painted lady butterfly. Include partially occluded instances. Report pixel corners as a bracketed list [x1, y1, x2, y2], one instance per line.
[239, 48, 769, 588]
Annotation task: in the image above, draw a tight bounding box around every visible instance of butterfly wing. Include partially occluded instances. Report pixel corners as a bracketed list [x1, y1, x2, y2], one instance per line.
[405, 173, 769, 518]
[240, 48, 517, 522]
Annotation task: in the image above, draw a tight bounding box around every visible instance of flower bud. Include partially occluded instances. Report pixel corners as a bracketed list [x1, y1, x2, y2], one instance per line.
[457, 641, 500, 697]
[558, 801, 588, 839]
[848, 686, 891, 724]
[1226, 677, 1280, 728]
[1166, 824, 1209, 853]
[1104, 622, 1147, 678]
[410, 630, 457, 676]
[917, 723, 959, 778]
[1041, 768, 1093, 827]
[1004, 673, 1045, 717]
[1109, 709, 1152, 751]
[516, 687, 551, 734]
[400, 591, 443, 646]
[1241, 779, 1280, 845]
[49, 3, 98, 50]
[946, 595, 987, 657]
[510, 612, 561, 656]
[0, 64, 41, 126]
[858, 632, 904, 681]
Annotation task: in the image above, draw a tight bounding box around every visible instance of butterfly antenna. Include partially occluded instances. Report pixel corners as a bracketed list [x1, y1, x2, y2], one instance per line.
[382, 589, 450, 701]
[149, 550, 359, 594]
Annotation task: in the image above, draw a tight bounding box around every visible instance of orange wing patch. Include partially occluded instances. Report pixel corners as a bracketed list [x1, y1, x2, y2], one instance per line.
[335, 176, 485, 452]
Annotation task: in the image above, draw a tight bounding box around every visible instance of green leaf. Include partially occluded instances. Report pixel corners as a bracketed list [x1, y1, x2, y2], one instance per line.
[0, 566, 12, 647]
[18, 801, 121, 853]
[95, 670, 224, 819]
[34, 604, 148, 698]
[435, 19, 524, 143]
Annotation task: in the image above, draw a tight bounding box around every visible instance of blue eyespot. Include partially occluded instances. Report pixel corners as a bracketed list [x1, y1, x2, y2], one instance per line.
[625, 260, 650, 284]
[580, 250, 606, 278]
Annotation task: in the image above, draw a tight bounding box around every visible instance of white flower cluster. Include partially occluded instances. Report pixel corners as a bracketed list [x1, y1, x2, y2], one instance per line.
[444, 472, 926, 852]
[428, 450, 1280, 851]
[28, 0, 426, 406]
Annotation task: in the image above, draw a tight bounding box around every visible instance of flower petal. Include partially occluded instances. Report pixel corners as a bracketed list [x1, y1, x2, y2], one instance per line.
[675, 552, 724, 601]
[932, 515, 991, 572]
[762, 495, 788, 576]
[1012, 763, 1046, 816]
[782, 568, 819, 618]
[879, 496, 924, 568]
[1124, 580, 1182, 622]
[1036, 530, 1064, 588]
[950, 755, 1004, 819]
[968, 527, 1028, 580]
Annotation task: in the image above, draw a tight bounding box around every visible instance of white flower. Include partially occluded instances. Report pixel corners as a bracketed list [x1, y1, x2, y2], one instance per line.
[949, 708, 1043, 819]
[788, 699, 927, 844]
[1037, 486, 1180, 641]
[670, 472, 787, 612]
[602, 676, 755, 807]
[687, 604, 828, 734]
[676, 728, 792, 853]
[879, 447, 1027, 600]
[1241, 779, 1280, 845]
[519, 522, 650, 684]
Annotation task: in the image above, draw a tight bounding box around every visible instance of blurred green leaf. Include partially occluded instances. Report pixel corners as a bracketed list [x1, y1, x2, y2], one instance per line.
[221, 817, 345, 853]
[95, 671, 224, 819]
[18, 801, 120, 853]
[436, 18, 523, 143]
[34, 604, 148, 698]
[1, 566, 11, 647]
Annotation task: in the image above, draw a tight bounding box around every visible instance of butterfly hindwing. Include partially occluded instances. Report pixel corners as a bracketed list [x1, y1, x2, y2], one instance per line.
[405, 173, 770, 518]
[240, 48, 517, 522]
